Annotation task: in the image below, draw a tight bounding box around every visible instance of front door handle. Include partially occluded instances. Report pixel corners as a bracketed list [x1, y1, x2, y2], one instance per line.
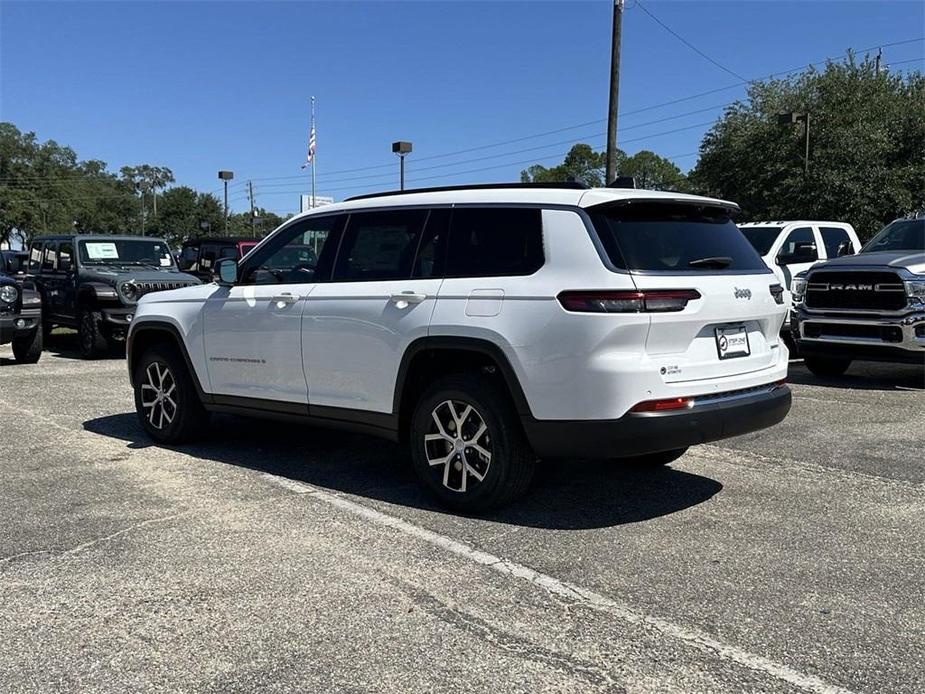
[272, 293, 298, 305]
[390, 291, 427, 308]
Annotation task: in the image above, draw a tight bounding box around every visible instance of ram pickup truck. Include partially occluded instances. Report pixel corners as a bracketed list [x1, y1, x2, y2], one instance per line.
[791, 217, 925, 376]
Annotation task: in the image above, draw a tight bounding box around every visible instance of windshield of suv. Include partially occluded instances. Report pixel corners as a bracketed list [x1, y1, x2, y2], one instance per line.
[739, 226, 782, 256]
[2, 251, 28, 274]
[589, 203, 769, 273]
[78, 239, 176, 268]
[860, 219, 925, 253]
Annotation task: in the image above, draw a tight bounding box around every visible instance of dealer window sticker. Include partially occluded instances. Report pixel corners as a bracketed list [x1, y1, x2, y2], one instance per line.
[84, 242, 119, 260]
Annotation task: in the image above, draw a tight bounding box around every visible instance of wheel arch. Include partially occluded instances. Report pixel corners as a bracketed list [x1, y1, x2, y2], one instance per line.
[393, 337, 532, 442]
[127, 321, 210, 401]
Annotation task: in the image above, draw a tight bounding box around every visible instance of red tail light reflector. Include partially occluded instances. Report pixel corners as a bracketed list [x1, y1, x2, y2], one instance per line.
[557, 289, 700, 313]
[630, 397, 693, 413]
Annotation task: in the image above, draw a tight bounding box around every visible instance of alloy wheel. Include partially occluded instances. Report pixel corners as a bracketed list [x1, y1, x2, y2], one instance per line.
[424, 399, 492, 493]
[141, 361, 177, 430]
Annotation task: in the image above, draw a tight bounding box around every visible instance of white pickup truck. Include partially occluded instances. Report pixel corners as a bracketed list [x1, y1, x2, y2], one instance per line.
[739, 221, 862, 319]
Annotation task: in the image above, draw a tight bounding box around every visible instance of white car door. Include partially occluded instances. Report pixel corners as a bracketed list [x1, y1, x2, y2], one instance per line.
[774, 225, 820, 307]
[303, 208, 444, 414]
[202, 215, 342, 404]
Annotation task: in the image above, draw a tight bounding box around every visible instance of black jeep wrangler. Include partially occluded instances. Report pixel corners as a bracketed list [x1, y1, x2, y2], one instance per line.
[0, 264, 43, 364]
[28, 235, 200, 359]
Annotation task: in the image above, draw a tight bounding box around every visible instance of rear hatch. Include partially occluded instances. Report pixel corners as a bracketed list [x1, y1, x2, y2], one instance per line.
[587, 200, 783, 383]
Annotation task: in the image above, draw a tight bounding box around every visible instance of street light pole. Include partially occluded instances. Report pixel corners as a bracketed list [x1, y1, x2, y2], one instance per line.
[777, 112, 811, 175]
[218, 170, 234, 233]
[605, 0, 624, 184]
[392, 141, 413, 190]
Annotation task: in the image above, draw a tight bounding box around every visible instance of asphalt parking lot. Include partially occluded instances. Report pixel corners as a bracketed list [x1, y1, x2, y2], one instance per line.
[1, 336, 923, 694]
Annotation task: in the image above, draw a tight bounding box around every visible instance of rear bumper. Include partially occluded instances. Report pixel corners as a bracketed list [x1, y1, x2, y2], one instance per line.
[522, 383, 791, 459]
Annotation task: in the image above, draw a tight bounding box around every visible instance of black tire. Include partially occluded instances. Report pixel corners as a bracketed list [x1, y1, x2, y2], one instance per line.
[78, 309, 109, 359]
[625, 447, 687, 468]
[133, 344, 210, 444]
[11, 326, 43, 364]
[410, 373, 536, 513]
[803, 356, 851, 378]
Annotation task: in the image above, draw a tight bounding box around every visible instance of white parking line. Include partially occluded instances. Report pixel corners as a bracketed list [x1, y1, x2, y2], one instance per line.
[261, 473, 856, 694]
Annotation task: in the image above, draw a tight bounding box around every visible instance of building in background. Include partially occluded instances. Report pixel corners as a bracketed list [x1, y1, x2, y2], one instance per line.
[300, 195, 335, 213]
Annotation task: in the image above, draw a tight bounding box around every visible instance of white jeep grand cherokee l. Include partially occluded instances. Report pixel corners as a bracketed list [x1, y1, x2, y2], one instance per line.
[127, 183, 791, 511]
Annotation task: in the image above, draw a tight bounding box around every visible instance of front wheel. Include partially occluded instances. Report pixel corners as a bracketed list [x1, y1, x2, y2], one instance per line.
[78, 309, 109, 359]
[410, 374, 536, 512]
[11, 326, 43, 364]
[133, 345, 209, 444]
[803, 356, 851, 378]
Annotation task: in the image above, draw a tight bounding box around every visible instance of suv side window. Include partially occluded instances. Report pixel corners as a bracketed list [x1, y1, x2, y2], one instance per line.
[413, 208, 450, 279]
[445, 207, 543, 278]
[819, 226, 851, 258]
[200, 243, 220, 272]
[58, 241, 74, 272]
[42, 242, 58, 272]
[178, 244, 199, 271]
[333, 209, 428, 282]
[777, 226, 817, 263]
[28, 242, 44, 274]
[242, 214, 344, 285]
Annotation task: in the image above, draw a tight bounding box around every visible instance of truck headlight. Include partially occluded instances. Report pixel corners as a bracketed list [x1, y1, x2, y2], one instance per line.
[0, 285, 18, 304]
[905, 280, 925, 306]
[791, 277, 807, 304]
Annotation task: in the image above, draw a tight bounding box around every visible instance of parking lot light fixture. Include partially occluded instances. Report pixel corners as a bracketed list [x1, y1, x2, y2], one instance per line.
[218, 170, 234, 233]
[392, 141, 412, 190]
[777, 112, 810, 174]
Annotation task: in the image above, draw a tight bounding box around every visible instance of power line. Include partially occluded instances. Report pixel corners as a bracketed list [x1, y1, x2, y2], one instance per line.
[635, 0, 748, 82]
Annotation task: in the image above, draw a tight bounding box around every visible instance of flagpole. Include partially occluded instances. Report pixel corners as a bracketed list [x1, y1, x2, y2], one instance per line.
[310, 96, 316, 209]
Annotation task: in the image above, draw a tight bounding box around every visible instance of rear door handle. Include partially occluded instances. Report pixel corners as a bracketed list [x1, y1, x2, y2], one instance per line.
[390, 291, 427, 308]
[272, 293, 298, 305]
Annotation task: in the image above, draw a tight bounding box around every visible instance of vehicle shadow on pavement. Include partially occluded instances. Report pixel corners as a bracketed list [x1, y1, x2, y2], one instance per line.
[83, 413, 724, 530]
[787, 362, 924, 391]
[41, 331, 125, 361]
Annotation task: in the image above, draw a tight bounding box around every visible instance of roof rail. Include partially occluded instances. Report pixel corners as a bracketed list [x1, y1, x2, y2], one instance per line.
[344, 181, 588, 202]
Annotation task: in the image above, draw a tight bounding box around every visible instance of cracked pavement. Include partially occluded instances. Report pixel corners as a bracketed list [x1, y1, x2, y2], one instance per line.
[1, 338, 923, 693]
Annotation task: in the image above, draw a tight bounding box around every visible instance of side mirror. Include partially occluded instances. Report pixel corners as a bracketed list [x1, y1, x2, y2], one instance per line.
[836, 240, 855, 257]
[215, 258, 238, 286]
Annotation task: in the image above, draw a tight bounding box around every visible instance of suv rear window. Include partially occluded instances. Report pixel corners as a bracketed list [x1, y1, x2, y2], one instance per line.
[589, 203, 769, 273]
[445, 207, 543, 278]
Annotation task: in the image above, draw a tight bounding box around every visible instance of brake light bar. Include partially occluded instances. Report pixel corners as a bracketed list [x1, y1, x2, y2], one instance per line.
[557, 289, 701, 313]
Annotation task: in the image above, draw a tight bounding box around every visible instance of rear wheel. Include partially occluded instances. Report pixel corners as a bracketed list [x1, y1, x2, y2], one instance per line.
[78, 309, 109, 359]
[11, 326, 42, 364]
[133, 345, 209, 443]
[410, 374, 535, 512]
[803, 356, 851, 378]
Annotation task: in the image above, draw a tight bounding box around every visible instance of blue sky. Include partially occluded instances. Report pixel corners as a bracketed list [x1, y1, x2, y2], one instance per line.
[1, 1, 923, 215]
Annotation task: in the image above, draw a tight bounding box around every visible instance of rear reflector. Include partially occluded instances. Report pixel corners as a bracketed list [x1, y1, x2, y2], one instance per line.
[630, 397, 693, 413]
[557, 289, 701, 313]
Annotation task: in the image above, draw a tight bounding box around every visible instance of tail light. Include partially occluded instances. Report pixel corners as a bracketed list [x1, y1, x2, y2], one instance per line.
[557, 289, 700, 313]
[769, 283, 784, 305]
[630, 397, 693, 413]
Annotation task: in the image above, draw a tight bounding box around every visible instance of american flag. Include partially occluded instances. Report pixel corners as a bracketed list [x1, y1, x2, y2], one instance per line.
[301, 123, 316, 170]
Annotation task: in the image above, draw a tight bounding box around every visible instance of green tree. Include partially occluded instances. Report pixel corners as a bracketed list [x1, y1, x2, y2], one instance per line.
[689, 56, 925, 239]
[620, 150, 688, 191]
[520, 144, 614, 187]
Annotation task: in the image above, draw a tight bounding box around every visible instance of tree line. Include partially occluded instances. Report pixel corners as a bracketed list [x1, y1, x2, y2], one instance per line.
[523, 55, 923, 240]
[2, 55, 922, 248]
[0, 124, 286, 249]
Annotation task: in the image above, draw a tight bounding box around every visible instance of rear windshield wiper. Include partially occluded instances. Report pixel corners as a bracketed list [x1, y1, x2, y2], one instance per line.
[688, 256, 732, 269]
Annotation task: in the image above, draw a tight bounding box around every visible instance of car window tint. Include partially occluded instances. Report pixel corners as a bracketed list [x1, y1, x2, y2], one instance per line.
[246, 215, 343, 285]
[178, 245, 199, 271]
[42, 242, 58, 272]
[413, 208, 450, 279]
[219, 246, 238, 260]
[28, 243, 44, 273]
[334, 209, 428, 282]
[819, 227, 851, 257]
[778, 227, 817, 260]
[58, 241, 74, 271]
[445, 208, 544, 278]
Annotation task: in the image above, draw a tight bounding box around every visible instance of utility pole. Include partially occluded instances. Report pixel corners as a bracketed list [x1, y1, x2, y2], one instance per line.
[875, 47, 882, 74]
[605, 0, 624, 184]
[218, 170, 234, 234]
[248, 181, 257, 237]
